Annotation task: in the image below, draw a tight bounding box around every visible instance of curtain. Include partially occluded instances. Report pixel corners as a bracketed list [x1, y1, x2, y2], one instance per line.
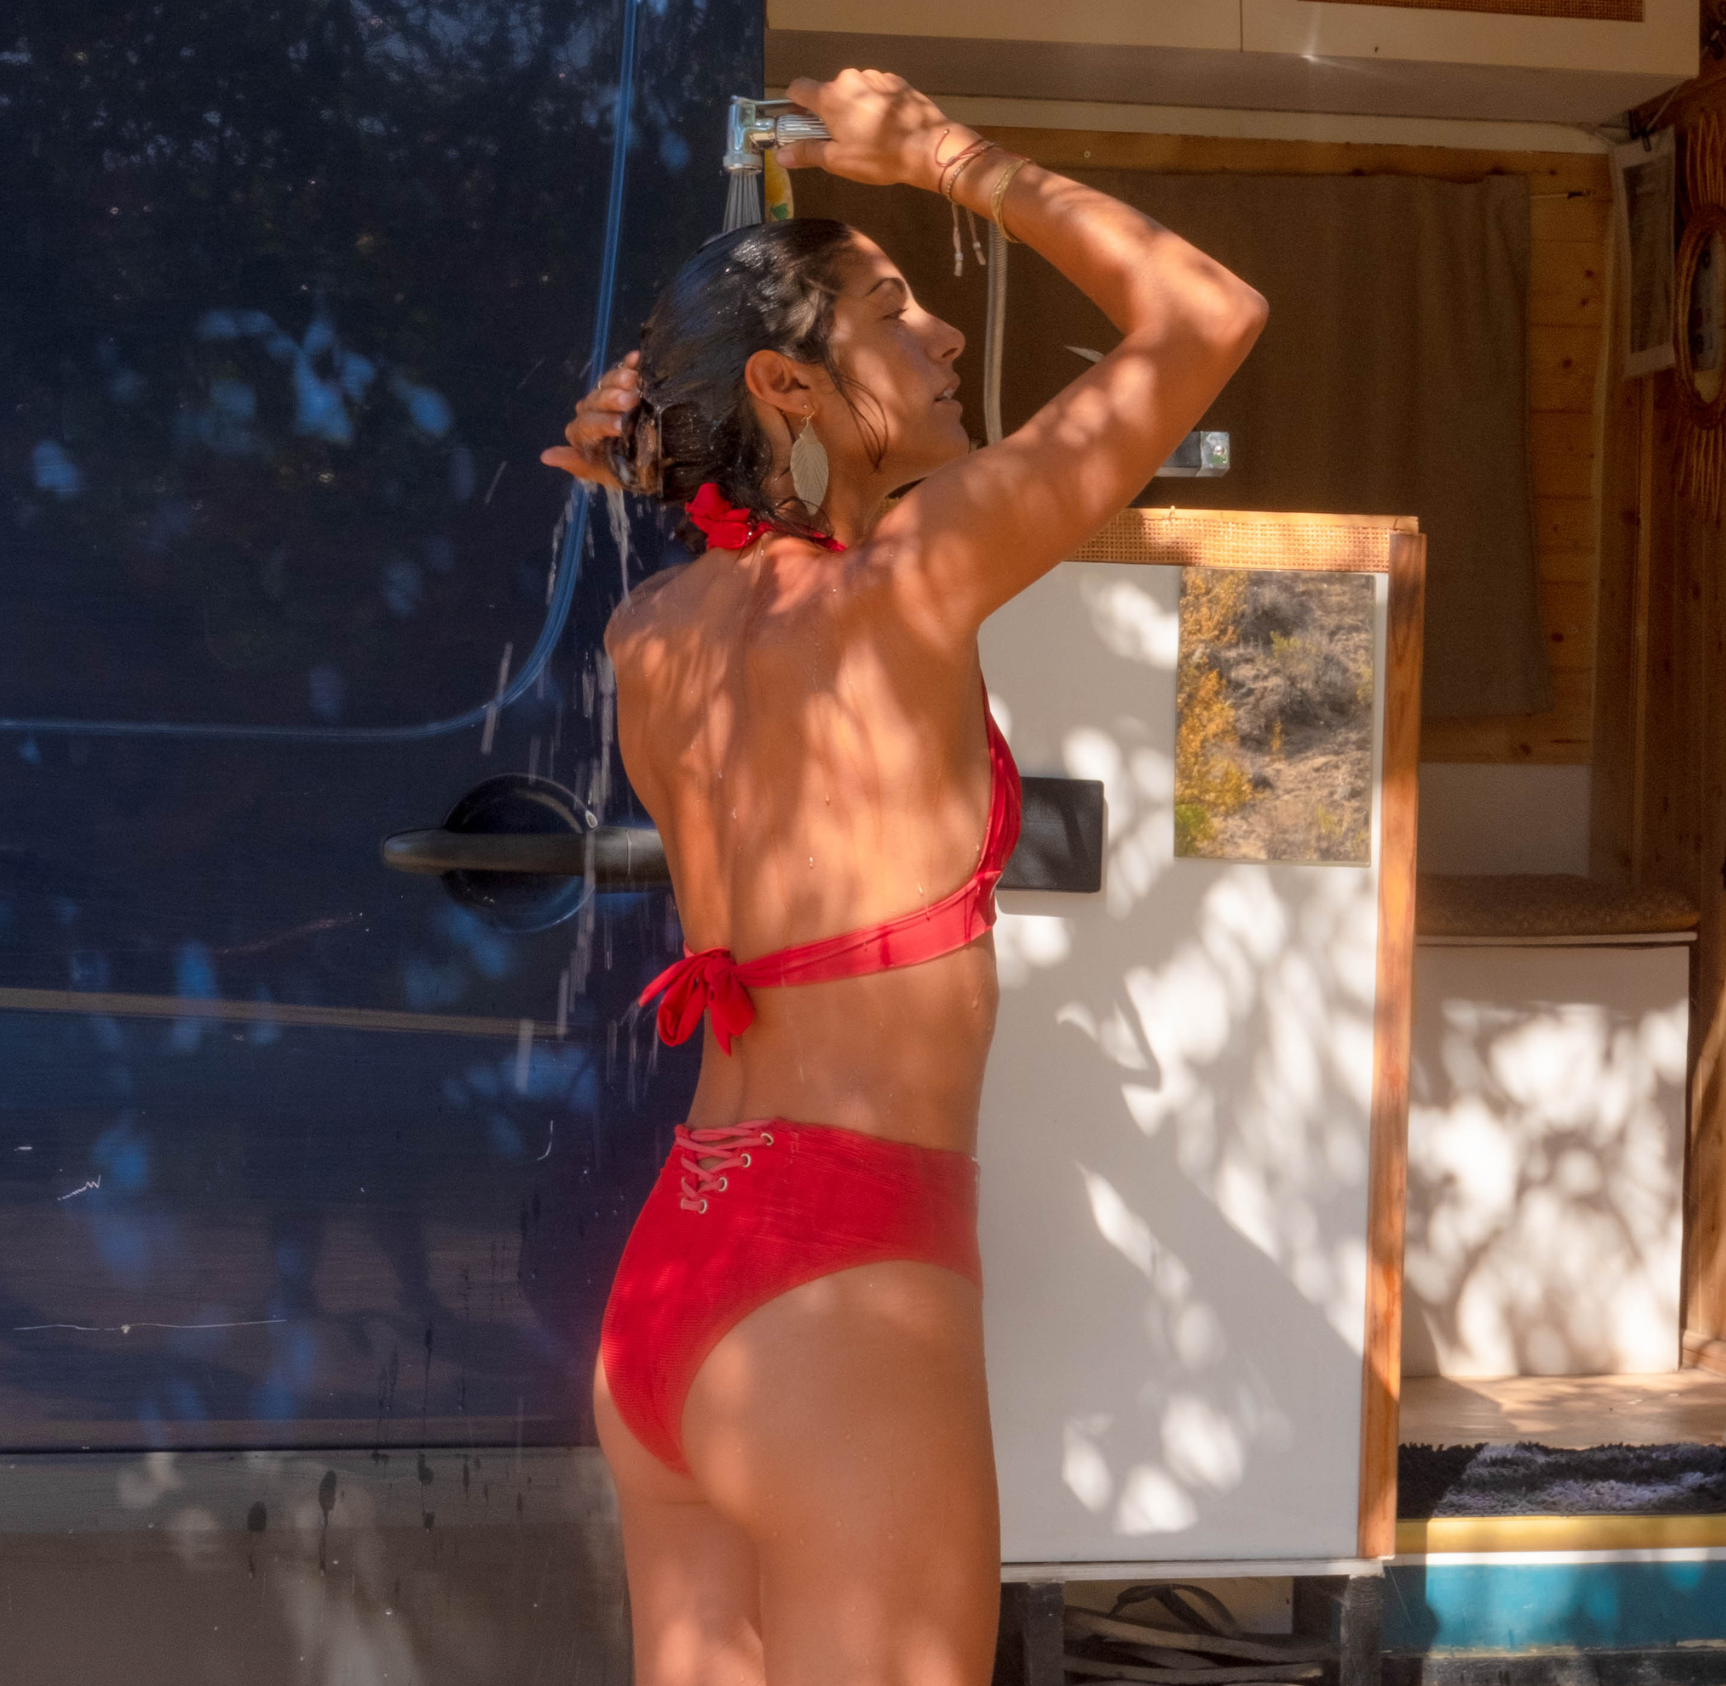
[795, 167, 1551, 720]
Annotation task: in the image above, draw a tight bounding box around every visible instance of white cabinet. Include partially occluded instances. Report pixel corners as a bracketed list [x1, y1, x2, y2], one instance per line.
[1244, 0, 1694, 79]
[1404, 943, 1690, 1378]
[767, 0, 1698, 123]
[769, 0, 1236, 53]
[1242, 0, 1697, 122]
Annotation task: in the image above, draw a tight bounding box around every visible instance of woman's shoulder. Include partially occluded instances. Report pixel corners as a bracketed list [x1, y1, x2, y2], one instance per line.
[603, 559, 694, 649]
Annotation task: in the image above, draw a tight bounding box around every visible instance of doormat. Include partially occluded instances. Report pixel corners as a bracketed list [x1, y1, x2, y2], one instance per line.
[1401, 1442, 1726, 1517]
[1302, 1, 1642, 19]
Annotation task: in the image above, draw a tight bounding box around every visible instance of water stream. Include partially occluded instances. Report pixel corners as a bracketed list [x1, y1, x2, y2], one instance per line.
[605, 482, 631, 604]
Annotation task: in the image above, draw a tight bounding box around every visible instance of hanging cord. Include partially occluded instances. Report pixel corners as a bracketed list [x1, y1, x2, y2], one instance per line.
[937, 132, 994, 276]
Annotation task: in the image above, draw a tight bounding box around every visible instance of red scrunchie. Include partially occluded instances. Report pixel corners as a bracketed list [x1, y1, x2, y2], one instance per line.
[685, 483, 766, 551]
[684, 483, 846, 553]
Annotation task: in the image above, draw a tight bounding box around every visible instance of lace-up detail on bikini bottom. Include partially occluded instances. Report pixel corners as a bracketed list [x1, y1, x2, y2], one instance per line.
[673, 1123, 775, 1214]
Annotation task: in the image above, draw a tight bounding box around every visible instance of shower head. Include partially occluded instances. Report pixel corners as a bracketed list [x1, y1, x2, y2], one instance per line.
[724, 97, 829, 176]
[722, 98, 828, 231]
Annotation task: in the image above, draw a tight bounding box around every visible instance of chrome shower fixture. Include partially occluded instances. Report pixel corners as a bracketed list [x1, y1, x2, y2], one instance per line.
[723, 98, 830, 176]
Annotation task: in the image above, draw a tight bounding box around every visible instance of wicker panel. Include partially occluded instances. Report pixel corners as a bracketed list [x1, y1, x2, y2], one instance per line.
[1072, 507, 1414, 573]
[1417, 872, 1699, 939]
[1305, 0, 1640, 19]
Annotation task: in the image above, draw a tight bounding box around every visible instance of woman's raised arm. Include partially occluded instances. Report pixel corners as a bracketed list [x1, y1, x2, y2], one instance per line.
[780, 72, 1268, 641]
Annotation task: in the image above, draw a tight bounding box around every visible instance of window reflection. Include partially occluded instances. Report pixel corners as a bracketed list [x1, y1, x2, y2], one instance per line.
[0, 0, 754, 1450]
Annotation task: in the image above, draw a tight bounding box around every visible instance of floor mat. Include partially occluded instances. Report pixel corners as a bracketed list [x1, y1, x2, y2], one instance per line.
[1399, 1442, 1726, 1517]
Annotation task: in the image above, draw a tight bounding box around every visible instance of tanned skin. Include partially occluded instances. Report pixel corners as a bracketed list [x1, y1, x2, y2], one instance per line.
[542, 69, 1266, 1686]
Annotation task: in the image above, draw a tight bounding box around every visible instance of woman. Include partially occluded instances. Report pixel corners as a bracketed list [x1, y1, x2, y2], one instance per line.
[541, 69, 1265, 1686]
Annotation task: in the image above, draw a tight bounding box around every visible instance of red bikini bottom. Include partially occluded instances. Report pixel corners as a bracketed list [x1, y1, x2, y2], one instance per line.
[599, 1118, 983, 1475]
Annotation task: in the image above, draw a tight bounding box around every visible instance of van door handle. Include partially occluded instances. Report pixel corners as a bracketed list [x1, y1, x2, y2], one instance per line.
[381, 825, 668, 886]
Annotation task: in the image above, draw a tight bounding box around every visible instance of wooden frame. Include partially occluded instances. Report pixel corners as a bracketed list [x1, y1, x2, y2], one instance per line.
[1360, 530, 1426, 1559]
[1073, 509, 1425, 1560]
[1673, 206, 1726, 437]
[1300, 0, 1641, 17]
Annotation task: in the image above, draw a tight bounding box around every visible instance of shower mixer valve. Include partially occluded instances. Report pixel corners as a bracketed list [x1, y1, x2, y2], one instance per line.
[724, 98, 830, 175]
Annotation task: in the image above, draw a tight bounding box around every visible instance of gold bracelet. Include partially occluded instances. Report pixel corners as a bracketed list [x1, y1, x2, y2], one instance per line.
[989, 154, 1029, 243]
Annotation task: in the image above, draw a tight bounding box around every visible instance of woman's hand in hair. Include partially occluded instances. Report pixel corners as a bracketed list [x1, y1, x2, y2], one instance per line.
[539, 351, 640, 488]
[778, 70, 969, 195]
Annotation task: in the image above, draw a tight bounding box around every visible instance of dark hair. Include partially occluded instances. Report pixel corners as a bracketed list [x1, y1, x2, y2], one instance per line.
[608, 217, 883, 544]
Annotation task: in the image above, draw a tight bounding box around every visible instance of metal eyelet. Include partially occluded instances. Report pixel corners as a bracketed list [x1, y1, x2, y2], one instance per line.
[697, 1199, 708, 1214]
[739, 1153, 751, 1167]
[717, 1176, 728, 1192]
[761, 1132, 774, 1146]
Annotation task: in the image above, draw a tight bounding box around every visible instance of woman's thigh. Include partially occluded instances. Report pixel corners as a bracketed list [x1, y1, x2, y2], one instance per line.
[682, 1260, 1001, 1686]
[595, 1361, 766, 1686]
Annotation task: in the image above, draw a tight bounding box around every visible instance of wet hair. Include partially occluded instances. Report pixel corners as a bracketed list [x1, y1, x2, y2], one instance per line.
[608, 217, 884, 545]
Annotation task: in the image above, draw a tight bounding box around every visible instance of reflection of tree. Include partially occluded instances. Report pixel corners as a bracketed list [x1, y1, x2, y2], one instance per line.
[1173, 570, 1252, 853]
[0, 0, 739, 727]
[1175, 568, 1374, 863]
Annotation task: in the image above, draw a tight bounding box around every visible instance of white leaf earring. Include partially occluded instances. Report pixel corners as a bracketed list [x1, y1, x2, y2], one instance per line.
[789, 411, 829, 509]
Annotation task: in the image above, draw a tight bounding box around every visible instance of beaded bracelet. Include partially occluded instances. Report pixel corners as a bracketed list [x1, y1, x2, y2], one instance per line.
[937, 136, 994, 201]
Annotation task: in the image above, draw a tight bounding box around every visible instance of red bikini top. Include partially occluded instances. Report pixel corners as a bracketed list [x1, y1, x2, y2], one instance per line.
[639, 704, 1022, 1052]
[639, 483, 1024, 1053]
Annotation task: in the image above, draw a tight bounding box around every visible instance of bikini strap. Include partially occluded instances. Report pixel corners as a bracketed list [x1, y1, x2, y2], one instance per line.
[639, 688, 1022, 1052]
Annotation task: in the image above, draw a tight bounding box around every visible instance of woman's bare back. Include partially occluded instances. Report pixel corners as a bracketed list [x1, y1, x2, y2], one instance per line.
[606, 533, 1001, 1153]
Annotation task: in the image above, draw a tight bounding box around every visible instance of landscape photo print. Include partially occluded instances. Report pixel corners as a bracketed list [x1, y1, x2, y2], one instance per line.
[1174, 565, 1376, 865]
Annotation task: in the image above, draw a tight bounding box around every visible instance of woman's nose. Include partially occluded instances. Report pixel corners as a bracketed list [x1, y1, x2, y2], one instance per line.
[930, 314, 964, 365]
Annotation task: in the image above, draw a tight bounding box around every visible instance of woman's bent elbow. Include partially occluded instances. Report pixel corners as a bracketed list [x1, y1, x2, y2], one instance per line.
[1233, 285, 1269, 347]
[1209, 286, 1267, 376]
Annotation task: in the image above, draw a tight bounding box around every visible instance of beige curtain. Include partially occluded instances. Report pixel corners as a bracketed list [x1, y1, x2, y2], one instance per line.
[795, 168, 1550, 720]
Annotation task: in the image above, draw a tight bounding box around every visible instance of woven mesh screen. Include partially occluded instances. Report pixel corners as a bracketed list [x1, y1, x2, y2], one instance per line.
[1072, 509, 1405, 573]
[1303, 0, 1640, 18]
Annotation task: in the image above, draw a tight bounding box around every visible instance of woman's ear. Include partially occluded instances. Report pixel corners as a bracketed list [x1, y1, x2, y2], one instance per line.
[743, 349, 817, 420]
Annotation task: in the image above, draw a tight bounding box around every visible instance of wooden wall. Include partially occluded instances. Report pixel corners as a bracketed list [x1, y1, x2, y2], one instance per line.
[984, 127, 1613, 764]
[1593, 291, 1726, 1370]
[1599, 65, 1726, 1369]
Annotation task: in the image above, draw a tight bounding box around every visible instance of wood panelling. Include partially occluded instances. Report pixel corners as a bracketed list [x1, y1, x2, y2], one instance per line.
[1530, 241, 1607, 329]
[1316, 0, 1642, 18]
[1533, 495, 1599, 553]
[1529, 188, 1613, 244]
[1594, 83, 1726, 1350]
[987, 127, 1610, 765]
[1634, 373, 1726, 1355]
[1530, 325, 1605, 412]
[1540, 579, 1596, 669]
[1530, 410, 1597, 498]
[986, 128, 1606, 189]
[1588, 358, 1642, 884]
[1424, 671, 1595, 761]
